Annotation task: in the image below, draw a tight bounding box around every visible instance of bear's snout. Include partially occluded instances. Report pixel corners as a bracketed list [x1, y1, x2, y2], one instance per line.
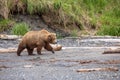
[53, 40, 57, 44]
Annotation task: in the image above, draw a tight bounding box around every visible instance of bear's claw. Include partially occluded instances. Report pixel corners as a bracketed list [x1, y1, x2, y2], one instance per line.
[52, 51, 55, 54]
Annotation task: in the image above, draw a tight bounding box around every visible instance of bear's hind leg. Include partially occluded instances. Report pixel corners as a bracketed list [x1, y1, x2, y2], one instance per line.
[37, 46, 42, 55]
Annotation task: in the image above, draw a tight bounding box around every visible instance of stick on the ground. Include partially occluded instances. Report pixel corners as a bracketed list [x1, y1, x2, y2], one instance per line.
[76, 67, 119, 72]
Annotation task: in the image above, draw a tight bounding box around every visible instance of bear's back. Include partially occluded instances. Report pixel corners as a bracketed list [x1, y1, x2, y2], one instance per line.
[21, 31, 39, 44]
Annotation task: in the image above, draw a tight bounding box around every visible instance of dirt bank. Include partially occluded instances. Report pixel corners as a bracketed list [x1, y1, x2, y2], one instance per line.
[2, 14, 70, 38]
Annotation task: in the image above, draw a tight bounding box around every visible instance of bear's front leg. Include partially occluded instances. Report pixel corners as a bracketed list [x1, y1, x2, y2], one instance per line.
[26, 47, 34, 55]
[44, 43, 54, 54]
[37, 46, 42, 55]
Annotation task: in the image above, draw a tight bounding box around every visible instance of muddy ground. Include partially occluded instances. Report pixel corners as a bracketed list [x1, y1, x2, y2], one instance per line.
[0, 36, 120, 80]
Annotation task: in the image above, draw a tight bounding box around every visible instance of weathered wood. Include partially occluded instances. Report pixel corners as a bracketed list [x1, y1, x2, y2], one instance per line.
[0, 48, 18, 53]
[103, 48, 120, 54]
[76, 67, 119, 72]
[0, 34, 22, 40]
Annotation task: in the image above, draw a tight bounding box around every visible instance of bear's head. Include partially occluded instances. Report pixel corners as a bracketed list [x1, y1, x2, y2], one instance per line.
[47, 33, 57, 44]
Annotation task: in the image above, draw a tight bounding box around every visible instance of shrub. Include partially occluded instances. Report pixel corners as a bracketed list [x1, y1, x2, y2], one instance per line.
[11, 22, 30, 35]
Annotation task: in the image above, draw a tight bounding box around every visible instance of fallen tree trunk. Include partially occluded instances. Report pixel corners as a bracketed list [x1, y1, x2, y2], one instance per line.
[103, 48, 120, 54]
[76, 67, 119, 72]
[0, 48, 17, 53]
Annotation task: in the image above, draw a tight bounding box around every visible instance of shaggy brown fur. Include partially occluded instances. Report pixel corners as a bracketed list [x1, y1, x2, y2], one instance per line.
[17, 29, 57, 56]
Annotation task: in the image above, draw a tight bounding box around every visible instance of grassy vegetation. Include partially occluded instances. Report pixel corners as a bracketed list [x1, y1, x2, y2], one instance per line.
[0, 19, 14, 32]
[96, 0, 120, 36]
[27, 0, 49, 14]
[71, 29, 78, 37]
[0, 0, 120, 36]
[97, 25, 120, 36]
[11, 22, 30, 35]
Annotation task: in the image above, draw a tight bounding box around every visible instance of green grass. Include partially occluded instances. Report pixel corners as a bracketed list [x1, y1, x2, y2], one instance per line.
[53, 0, 62, 10]
[0, 19, 14, 32]
[56, 33, 63, 39]
[97, 25, 120, 36]
[11, 22, 30, 35]
[71, 29, 78, 37]
[1, 0, 120, 36]
[97, 0, 120, 36]
[27, 0, 51, 14]
[82, 0, 107, 12]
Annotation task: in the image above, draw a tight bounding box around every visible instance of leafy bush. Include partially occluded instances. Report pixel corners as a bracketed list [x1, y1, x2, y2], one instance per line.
[11, 22, 30, 35]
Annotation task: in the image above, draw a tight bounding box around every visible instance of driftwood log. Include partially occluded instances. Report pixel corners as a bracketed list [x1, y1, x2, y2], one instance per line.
[103, 48, 120, 54]
[76, 67, 119, 72]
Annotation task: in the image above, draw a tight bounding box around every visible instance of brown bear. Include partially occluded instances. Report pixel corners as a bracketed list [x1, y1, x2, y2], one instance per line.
[17, 29, 57, 56]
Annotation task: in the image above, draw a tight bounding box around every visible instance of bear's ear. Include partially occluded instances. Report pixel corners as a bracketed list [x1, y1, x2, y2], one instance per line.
[51, 33, 56, 36]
